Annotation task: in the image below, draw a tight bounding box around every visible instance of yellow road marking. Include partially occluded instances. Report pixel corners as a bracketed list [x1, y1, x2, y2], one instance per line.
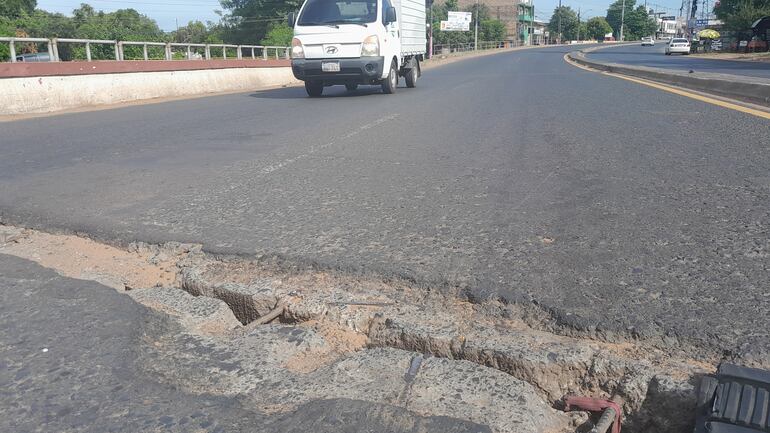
[563, 53, 770, 120]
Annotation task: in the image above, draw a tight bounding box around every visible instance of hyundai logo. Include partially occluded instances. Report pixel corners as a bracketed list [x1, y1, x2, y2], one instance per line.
[326, 46, 338, 54]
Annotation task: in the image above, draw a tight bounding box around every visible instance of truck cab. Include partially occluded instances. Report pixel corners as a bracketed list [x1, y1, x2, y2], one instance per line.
[289, 0, 425, 96]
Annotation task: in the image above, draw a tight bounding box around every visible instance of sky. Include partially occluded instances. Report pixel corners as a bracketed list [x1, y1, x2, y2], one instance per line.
[38, 0, 689, 31]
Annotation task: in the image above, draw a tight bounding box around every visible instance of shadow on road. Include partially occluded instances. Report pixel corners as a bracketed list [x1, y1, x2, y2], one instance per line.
[250, 85, 388, 99]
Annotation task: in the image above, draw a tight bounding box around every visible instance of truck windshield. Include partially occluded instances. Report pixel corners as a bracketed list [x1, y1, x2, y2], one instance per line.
[298, 0, 378, 25]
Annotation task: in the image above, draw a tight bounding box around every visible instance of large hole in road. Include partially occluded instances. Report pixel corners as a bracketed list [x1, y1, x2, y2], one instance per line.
[0, 223, 719, 432]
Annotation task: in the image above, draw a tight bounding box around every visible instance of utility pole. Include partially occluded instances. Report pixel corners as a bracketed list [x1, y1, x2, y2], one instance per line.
[577, 7, 581, 41]
[619, 0, 626, 41]
[428, 0, 433, 58]
[474, 0, 479, 50]
[557, 0, 562, 44]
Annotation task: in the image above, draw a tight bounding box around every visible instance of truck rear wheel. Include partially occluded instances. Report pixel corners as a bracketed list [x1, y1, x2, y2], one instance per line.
[405, 65, 418, 88]
[381, 60, 398, 94]
[305, 81, 323, 97]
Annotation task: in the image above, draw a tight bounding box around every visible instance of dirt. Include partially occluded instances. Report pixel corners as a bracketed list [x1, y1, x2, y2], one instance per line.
[691, 51, 770, 63]
[0, 226, 182, 290]
[283, 320, 368, 373]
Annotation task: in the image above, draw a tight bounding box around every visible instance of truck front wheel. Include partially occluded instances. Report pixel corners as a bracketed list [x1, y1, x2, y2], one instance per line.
[381, 60, 398, 94]
[305, 81, 323, 97]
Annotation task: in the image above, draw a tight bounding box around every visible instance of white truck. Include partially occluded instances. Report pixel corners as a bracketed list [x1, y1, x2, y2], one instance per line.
[288, 0, 427, 96]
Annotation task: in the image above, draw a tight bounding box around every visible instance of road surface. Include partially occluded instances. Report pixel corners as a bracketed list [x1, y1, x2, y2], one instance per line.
[586, 42, 770, 79]
[2, 47, 769, 361]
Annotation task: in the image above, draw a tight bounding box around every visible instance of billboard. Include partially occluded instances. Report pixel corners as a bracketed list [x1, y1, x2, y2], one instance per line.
[441, 11, 472, 31]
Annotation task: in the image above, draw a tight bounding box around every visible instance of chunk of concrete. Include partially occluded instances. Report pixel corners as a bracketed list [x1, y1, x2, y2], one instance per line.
[128, 287, 241, 334]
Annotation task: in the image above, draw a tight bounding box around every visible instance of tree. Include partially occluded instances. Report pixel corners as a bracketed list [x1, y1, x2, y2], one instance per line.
[606, 0, 633, 39]
[480, 19, 506, 41]
[173, 20, 223, 44]
[0, 0, 36, 19]
[431, 0, 471, 45]
[606, 0, 656, 40]
[547, 6, 579, 42]
[219, 0, 302, 44]
[0, 17, 15, 60]
[585, 16, 612, 41]
[260, 22, 293, 46]
[715, 0, 770, 35]
[626, 5, 657, 39]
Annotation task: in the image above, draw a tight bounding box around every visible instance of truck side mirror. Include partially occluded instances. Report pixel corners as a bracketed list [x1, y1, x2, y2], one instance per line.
[386, 7, 397, 24]
[288, 12, 296, 28]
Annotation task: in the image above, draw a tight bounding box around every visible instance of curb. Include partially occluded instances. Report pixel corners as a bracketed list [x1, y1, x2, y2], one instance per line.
[568, 49, 770, 107]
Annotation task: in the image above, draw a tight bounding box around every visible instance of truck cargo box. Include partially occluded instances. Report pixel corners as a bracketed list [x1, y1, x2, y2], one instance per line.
[395, 0, 426, 56]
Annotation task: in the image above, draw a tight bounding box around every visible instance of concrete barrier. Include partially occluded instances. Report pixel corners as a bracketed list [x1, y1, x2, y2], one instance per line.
[1, 62, 298, 116]
[568, 50, 770, 107]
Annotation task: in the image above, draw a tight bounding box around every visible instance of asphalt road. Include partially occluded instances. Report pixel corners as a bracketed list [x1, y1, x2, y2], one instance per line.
[2, 47, 769, 360]
[586, 42, 770, 79]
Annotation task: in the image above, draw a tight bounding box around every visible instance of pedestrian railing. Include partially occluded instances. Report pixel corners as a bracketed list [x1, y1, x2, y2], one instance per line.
[1, 37, 290, 63]
[432, 40, 513, 55]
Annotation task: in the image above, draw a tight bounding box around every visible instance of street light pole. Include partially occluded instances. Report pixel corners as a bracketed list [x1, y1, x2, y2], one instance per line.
[620, 0, 626, 41]
[474, 0, 479, 50]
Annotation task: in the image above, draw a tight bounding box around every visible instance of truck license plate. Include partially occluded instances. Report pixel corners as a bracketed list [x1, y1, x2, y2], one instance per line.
[321, 61, 340, 72]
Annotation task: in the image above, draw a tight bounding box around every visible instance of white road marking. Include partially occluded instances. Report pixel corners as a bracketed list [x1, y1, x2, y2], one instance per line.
[260, 114, 400, 175]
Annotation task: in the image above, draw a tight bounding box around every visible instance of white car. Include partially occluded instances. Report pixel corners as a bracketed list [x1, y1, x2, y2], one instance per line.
[641, 36, 655, 46]
[665, 38, 691, 55]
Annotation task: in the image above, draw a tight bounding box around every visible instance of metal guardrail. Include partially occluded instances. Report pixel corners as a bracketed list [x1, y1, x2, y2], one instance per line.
[1, 37, 290, 63]
[432, 41, 514, 55]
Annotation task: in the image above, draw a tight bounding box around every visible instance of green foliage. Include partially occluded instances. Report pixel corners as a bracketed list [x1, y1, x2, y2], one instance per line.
[172, 20, 224, 44]
[0, 17, 14, 60]
[431, 0, 469, 45]
[219, 0, 302, 44]
[260, 22, 293, 46]
[715, 0, 770, 34]
[548, 6, 579, 41]
[626, 5, 657, 39]
[0, 0, 36, 19]
[430, 0, 507, 45]
[605, 0, 656, 40]
[2, 4, 166, 60]
[480, 19, 506, 41]
[585, 16, 612, 41]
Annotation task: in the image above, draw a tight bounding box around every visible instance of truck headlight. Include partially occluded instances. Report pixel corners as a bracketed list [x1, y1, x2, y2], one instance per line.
[291, 38, 304, 59]
[361, 35, 379, 56]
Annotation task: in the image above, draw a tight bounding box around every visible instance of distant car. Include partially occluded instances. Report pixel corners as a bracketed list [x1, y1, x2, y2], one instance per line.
[665, 38, 690, 55]
[15, 52, 51, 62]
[641, 36, 655, 46]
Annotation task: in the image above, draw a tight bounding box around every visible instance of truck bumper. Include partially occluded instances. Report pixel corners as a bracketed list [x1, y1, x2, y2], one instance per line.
[291, 57, 385, 84]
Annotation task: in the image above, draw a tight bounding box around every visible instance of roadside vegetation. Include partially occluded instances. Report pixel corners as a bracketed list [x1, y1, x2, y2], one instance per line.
[0, 0, 298, 61]
[429, 0, 507, 46]
[714, 0, 770, 36]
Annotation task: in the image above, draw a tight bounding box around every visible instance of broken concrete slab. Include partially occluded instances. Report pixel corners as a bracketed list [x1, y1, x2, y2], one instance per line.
[128, 287, 241, 335]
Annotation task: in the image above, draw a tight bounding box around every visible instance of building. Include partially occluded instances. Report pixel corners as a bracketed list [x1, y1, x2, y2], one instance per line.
[532, 19, 548, 45]
[657, 16, 679, 38]
[455, 0, 536, 45]
[518, 0, 535, 45]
